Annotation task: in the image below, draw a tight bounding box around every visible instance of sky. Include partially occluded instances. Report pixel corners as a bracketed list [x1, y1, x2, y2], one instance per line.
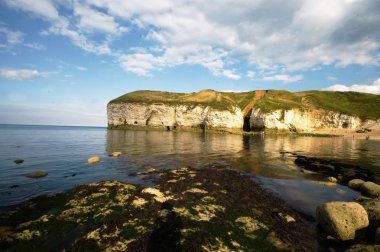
[0, 0, 379, 126]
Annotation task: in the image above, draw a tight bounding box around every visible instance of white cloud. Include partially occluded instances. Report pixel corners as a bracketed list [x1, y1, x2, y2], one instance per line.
[246, 70, 256, 78]
[4, 0, 59, 20]
[262, 74, 303, 83]
[322, 78, 380, 94]
[73, 2, 127, 34]
[0, 26, 24, 44]
[221, 70, 240, 80]
[76, 66, 88, 71]
[25, 43, 46, 50]
[4, 0, 380, 78]
[0, 68, 53, 80]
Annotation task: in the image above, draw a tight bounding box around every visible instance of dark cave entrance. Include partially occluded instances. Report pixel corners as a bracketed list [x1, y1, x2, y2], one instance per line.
[243, 116, 251, 132]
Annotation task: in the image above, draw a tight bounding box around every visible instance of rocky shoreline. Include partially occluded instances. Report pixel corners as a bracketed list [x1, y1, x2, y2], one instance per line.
[2, 156, 380, 251]
[0, 166, 316, 251]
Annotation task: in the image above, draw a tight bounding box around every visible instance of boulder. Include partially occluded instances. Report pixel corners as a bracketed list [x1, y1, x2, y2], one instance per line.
[316, 201, 369, 241]
[348, 179, 365, 190]
[26, 171, 48, 179]
[360, 198, 380, 227]
[360, 182, 380, 197]
[88, 156, 101, 164]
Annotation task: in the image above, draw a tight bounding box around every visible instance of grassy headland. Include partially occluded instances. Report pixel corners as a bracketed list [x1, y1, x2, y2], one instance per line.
[109, 90, 256, 112]
[255, 90, 380, 121]
[110, 89, 380, 121]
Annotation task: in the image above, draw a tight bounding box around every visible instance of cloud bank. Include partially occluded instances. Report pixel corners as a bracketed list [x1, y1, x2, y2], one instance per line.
[3, 0, 380, 80]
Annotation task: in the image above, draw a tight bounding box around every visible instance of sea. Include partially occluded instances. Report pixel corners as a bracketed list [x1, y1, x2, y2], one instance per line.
[1, 124, 380, 217]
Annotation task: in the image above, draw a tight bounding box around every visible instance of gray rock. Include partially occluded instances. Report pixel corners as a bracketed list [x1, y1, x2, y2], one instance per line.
[360, 182, 380, 198]
[348, 179, 365, 190]
[361, 198, 380, 227]
[26, 171, 48, 179]
[316, 201, 369, 241]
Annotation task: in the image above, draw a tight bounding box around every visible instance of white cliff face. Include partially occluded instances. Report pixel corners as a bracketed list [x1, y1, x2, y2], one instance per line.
[250, 108, 362, 131]
[107, 103, 243, 129]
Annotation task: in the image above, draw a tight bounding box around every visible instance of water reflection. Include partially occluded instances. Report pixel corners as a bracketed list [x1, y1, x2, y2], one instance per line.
[106, 129, 379, 217]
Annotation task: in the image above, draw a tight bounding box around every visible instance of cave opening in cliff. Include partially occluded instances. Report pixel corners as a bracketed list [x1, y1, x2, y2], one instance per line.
[243, 116, 251, 132]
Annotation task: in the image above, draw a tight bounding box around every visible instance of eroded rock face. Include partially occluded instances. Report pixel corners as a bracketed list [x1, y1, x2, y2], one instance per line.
[107, 103, 244, 129]
[250, 108, 361, 131]
[316, 201, 369, 241]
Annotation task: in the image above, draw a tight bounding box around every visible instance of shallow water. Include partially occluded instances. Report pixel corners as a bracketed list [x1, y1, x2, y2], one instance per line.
[1, 124, 379, 217]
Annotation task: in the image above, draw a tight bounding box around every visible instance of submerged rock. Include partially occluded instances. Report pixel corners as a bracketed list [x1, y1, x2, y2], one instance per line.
[87, 156, 101, 164]
[14, 159, 24, 164]
[26, 171, 48, 179]
[360, 182, 380, 198]
[110, 151, 122, 157]
[349, 179, 366, 190]
[316, 201, 369, 241]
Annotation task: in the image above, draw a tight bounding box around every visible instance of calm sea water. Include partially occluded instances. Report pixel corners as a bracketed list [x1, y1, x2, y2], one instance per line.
[1, 124, 380, 216]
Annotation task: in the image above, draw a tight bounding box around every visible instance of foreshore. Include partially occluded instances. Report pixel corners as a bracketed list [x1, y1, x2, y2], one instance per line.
[0, 166, 316, 251]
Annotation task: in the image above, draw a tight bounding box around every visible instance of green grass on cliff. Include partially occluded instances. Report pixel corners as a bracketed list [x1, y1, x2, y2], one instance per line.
[110, 89, 380, 120]
[109, 90, 256, 111]
[255, 90, 380, 120]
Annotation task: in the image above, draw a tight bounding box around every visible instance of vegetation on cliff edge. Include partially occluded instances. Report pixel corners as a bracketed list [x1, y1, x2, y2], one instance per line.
[109, 89, 380, 121]
[109, 90, 256, 111]
[255, 90, 380, 121]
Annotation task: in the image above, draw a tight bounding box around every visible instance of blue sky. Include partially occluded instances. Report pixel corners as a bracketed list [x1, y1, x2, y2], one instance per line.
[0, 0, 379, 126]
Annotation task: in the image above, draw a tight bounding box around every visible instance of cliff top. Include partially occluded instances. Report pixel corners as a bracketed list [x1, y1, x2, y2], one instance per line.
[109, 89, 380, 121]
[109, 89, 256, 111]
[255, 90, 380, 121]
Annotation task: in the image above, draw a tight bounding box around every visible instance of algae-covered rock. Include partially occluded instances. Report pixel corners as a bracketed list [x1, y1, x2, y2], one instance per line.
[26, 171, 48, 179]
[360, 182, 380, 198]
[348, 179, 365, 190]
[14, 159, 24, 164]
[360, 197, 380, 227]
[316, 201, 369, 241]
[1, 167, 316, 251]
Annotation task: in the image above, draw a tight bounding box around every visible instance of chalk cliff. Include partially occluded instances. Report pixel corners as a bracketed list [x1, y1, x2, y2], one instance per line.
[107, 89, 380, 132]
[250, 108, 362, 131]
[107, 103, 243, 130]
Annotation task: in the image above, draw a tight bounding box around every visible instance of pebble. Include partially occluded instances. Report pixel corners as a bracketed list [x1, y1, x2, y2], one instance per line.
[88, 156, 101, 164]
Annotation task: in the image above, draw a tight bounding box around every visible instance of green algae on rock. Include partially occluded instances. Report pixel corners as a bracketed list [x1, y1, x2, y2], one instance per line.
[0, 167, 316, 251]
